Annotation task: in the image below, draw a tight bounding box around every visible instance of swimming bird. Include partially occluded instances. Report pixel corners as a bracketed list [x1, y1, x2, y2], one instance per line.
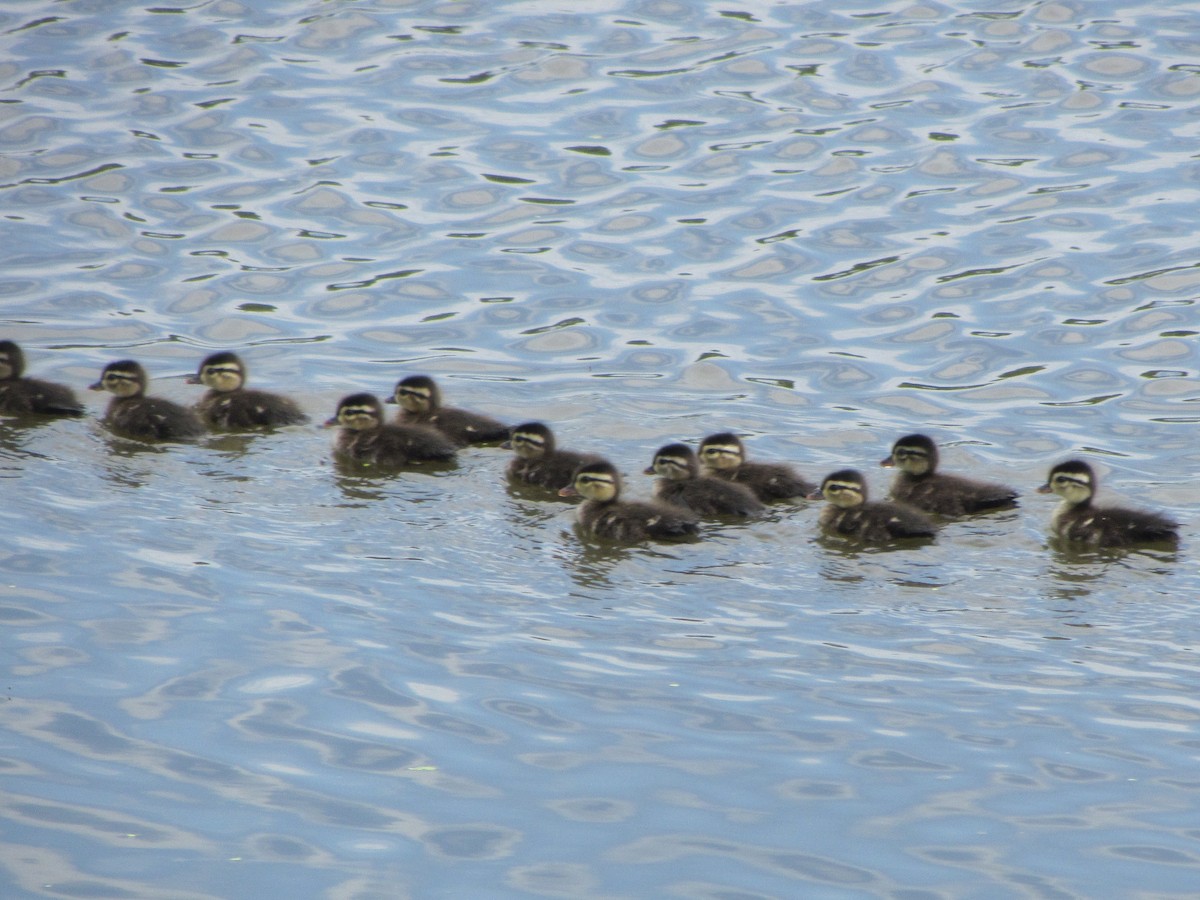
[1038, 459, 1178, 547]
[326, 392, 457, 469]
[89, 360, 206, 441]
[645, 442, 764, 517]
[698, 432, 814, 501]
[559, 459, 699, 542]
[809, 469, 936, 541]
[188, 351, 308, 429]
[881, 433, 1018, 515]
[387, 374, 508, 445]
[504, 421, 602, 491]
[0, 340, 85, 417]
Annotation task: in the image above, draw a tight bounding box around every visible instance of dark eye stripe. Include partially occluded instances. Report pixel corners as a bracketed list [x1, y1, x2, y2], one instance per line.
[894, 447, 927, 458]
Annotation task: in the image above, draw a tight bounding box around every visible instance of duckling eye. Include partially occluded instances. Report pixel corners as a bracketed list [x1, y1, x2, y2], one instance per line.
[514, 435, 543, 449]
[894, 448, 925, 461]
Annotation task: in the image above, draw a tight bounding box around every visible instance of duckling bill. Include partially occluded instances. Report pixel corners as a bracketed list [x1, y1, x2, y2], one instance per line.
[326, 392, 457, 469]
[1039, 459, 1178, 547]
[560, 460, 698, 542]
[90, 360, 206, 442]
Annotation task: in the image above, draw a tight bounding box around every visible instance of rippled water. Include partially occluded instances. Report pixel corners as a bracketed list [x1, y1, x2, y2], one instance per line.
[3, 1, 1199, 897]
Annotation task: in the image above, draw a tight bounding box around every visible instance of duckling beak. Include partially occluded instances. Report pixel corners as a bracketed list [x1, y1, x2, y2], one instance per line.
[384, 395, 397, 405]
[1036, 482, 1052, 494]
[500, 440, 512, 450]
[88, 380, 103, 391]
[642, 465, 655, 475]
[322, 416, 339, 428]
[558, 485, 578, 497]
[879, 455, 895, 468]
[806, 489, 824, 501]
[185, 374, 201, 384]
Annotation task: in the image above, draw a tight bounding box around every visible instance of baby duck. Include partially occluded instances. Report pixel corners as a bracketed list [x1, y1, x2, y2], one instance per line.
[326, 392, 457, 469]
[0, 340, 84, 417]
[559, 459, 699, 542]
[1038, 459, 1179, 547]
[698, 432, 814, 501]
[387, 374, 509, 445]
[188, 352, 308, 429]
[881, 433, 1018, 515]
[504, 421, 602, 491]
[645, 443, 764, 517]
[89, 360, 207, 441]
[809, 469, 936, 541]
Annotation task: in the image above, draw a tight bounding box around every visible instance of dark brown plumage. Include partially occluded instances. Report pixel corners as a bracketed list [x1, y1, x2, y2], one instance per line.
[559, 460, 698, 542]
[504, 421, 602, 491]
[89, 360, 206, 442]
[882, 434, 1017, 515]
[188, 352, 308, 429]
[1038, 459, 1178, 547]
[388, 375, 508, 445]
[645, 442, 764, 517]
[698, 432, 814, 501]
[0, 340, 84, 417]
[810, 469, 936, 541]
[326, 392, 457, 469]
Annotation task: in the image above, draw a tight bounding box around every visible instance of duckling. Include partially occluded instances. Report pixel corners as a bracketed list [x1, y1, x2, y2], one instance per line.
[187, 351, 308, 429]
[1038, 459, 1179, 547]
[89, 360, 206, 441]
[504, 421, 603, 491]
[326, 392, 457, 469]
[645, 443, 764, 517]
[698, 432, 814, 501]
[809, 469, 936, 541]
[387, 374, 509, 445]
[881, 433, 1018, 515]
[0, 340, 85, 417]
[558, 459, 699, 542]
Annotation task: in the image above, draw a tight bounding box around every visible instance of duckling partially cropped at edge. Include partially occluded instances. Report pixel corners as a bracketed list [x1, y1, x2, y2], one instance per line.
[881, 433, 1018, 516]
[1038, 459, 1179, 547]
[90, 360, 207, 442]
[646, 442, 764, 517]
[326, 392, 457, 469]
[698, 432, 814, 502]
[0, 340, 85, 417]
[810, 469, 936, 541]
[188, 352, 308, 429]
[559, 459, 699, 542]
[504, 421, 602, 492]
[388, 374, 509, 445]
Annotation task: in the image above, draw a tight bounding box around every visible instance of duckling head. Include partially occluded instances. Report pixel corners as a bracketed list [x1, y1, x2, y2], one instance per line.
[0, 340, 25, 380]
[560, 460, 621, 502]
[698, 432, 745, 472]
[645, 443, 699, 480]
[1038, 459, 1095, 507]
[89, 360, 147, 398]
[505, 421, 555, 459]
[188, 352, 245, 392]
[389, 375, 440, 414]
[812, 469, 868, 509]
[882, 433, 938, 476]
[325, 393, 384, 430]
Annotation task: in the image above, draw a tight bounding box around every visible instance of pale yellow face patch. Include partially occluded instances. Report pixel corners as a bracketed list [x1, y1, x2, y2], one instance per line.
[699, 443, 741, 470]
[200, 363, 243, 392]
[338, 404, 380, 431]
[822, 478, 864, 509]
[574, 471, 617, 502]
[891, 444, 931, 475]
[394, 385, 431, 413]
[510, 431, 546, 459]
[1050, 471, 1092, 504]
[101, 370, 142, 398]
[652, 454, 690, 479]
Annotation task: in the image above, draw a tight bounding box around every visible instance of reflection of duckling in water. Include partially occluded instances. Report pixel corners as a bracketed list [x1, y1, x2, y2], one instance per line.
[698, 432, 814, 501]
[1038, 459, 1178, 547]
[326, 393, 457, 469]
[559, 460, 699, 542]
[504, 422, 602, 492]
[645, 443, 764, 517]
[388, 374, 509, 445]
[0, 341, 85, 417]
[881, 433, 1018, 515]
[810, 469, 936, 541]
[188, 352, 308, 429]
[90, 360, 206, 442]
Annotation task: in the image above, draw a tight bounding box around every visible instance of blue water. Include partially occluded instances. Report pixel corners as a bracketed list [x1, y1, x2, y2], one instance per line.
[2, 1, 1199, 897]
